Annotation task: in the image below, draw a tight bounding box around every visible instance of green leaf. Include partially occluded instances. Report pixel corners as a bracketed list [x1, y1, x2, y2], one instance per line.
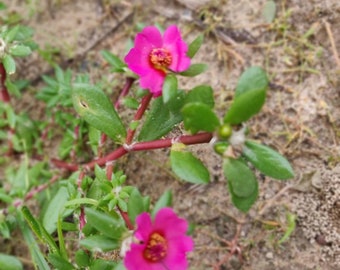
[88, 125, 101, 155]
[127, 188, 146, 226]
[0, 254, 23, 270]
[75, 250, 90, 268]
[100, 50, 126, 72]
[72, 83, 126, 142]
[242, 140, 294, 180]
[3, 54, 16, 75]
[224, 88, 266, 124]
[223, 158, 257, 197]
[80, 235, 120, 252]
[171, 146, 210, 184]
[224, 158, 258, 212]
[48, 254, 74, 270]
[262, 0, 277, 23]
[179, 63, 208, 77]
[151, 190, 172, 217]
[138, 92, 185, 141]
[122, 97, 139, 109]
[278, 213, 296, 244]
[187, 34, 204, 58]
[8, 44, 32, 57]
[162, 74, 178, 103]
[21, 207, 59, 254]
[85, 208, 126, 239]
[182, 103, 220, 133]
[224, 66, 268, 124]
[17, 212, 51, 270]
[0, 3, 7, 10]
[90, 259, 118, 270]
[235, 66, 269, 97]
[42, 186, 70, 234]
[3, 25, 19, 43]
[185, 85, 214, 108]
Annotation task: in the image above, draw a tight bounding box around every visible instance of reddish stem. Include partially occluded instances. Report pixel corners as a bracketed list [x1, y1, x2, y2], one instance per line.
[114, 77, 135, 110]
[11, 175, 60, 210]
[52, 132, 213, 172]
[125, 93, 153, 144]
[0, 63, 10, 103]
[118, 207, 134, 230]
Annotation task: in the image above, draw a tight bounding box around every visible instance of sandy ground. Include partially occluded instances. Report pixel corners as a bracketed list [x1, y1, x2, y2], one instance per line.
[1, 0, 339, 269]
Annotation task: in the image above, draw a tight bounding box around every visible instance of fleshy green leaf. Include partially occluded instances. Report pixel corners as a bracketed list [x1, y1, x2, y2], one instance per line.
[224, 66, 268, 124]
[42, 187, 70, 234]
[100, 50, 126, 72]
[72, 83, 126, 143]
[235, 66, 269, 97]
[182, 103, 220, 133]
[80, 235, 120, 252]
[224, 158, 258, 212]
[21, 206, 59, 254]
[75, 250, 91, 268]
[85, 208, 126, 239]
[48, 254, 74, 270]
[223, 88, 266, 124]
[179, 63, 208, 77]
[127, 188, 146, 226]
[17, 212, 51, 270]
[3, 25, 19, 43]
[90, 259, 118, 270]
[3, 54, 16, 75]
[151, 190, 172, 217]
[0, 254, 23, 270]
[138, 92, 185, 141]
[162, 74, 178, 103]
[185, 85, 214, 108]
[187, 34, 204, 58]
[8, 44, 32, 57]
[262, 0, 277, 23]
[242, 140, 294, 180]
[171, 145, 210, 184]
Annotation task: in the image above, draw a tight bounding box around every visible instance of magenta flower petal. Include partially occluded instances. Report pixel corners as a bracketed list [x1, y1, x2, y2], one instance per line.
[139, 69, 165, 97]
[163, 25, 191, 72]
[123, 208, 194, 270]
[124, 25, 191, 96]
[134, 212, 153, 240]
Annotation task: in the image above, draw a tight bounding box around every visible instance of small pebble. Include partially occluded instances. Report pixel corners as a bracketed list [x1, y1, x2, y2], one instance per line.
[265, 252, 274, 259]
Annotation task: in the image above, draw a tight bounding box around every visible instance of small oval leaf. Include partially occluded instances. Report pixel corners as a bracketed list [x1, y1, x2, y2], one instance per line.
[171, 147, 210, 184]
[224, 158, 258, 212]
[224, 88, 266, 124]
[72, 83, 126, 143]
[185, 85, 214, 108]
[223, 158, 257, 197]
[242, 140, 294, 180]
[187, 34, 204, 58]
[162, 74, 178, 103]
[182, 102, 220, 134]
[3, 54, 16, 75]
[179, 63, 208, 77]
[235, 66, 268, 97]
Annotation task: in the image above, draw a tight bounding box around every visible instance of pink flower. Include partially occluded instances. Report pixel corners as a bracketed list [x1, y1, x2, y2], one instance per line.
[124, 25, 191, 97]
[124, 208, 194, 270]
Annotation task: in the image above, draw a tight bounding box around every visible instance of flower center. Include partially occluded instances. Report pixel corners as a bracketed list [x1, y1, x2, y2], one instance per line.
[143, 232, 168, 262]
[149, 48, 172, 70]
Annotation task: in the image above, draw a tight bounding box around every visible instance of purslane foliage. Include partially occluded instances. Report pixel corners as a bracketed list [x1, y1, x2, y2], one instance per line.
[0, 21, 295, 270]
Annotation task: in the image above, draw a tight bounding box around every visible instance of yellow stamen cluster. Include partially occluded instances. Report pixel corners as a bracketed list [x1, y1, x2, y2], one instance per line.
[143, 232, 168, 262]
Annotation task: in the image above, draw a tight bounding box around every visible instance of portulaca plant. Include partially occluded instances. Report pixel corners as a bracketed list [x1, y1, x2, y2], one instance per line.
[0, 24, 294, 270]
